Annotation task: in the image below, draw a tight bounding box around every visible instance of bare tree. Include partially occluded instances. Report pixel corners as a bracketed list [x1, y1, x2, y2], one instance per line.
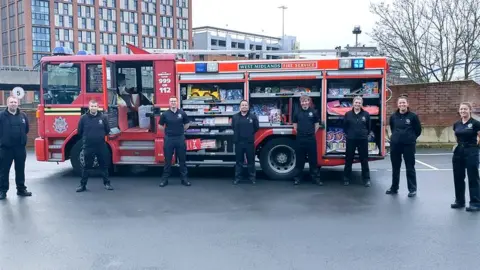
[370, 0, 433, 83]
[457, 0, 480, 79]
[370, 0, 480, 82]
[425, 0, 464, 81]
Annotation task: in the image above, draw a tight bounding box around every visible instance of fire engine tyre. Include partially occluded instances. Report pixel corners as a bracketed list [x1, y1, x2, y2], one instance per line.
[259, 138, 298, 181]
[70, 141, 112, 176]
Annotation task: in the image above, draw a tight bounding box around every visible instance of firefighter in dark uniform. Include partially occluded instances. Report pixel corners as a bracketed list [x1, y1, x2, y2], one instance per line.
[451, 102, 480, 212]
[232, 100, 259, 185]
[293, 95, 322, 186]
[0, 96, 32, 200]
[159, 96, 190, 187]
[343, 96, 371, 187]
[387, 95, 422, 197]
[76, 100, 113, 192]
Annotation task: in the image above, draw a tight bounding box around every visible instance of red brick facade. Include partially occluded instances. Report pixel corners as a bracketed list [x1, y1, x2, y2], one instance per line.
[388, 80, 480, 127]
[23, 110, 38, 148]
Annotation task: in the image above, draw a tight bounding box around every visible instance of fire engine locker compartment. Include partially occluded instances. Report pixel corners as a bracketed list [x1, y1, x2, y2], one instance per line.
[179, 82, 244, 162]
[248, 78, 322, 125]
[324, 78, 383, 158]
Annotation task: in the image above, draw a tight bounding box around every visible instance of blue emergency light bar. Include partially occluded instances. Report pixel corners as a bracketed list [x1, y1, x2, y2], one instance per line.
[77, 50, 93, 55]
[352, 58, 365, 69]
[52, 46, 74, 56]
[195, 63, 207, 73]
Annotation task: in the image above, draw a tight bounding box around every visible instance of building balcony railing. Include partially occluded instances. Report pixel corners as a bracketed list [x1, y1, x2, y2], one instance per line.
[0, 66, 39, 72]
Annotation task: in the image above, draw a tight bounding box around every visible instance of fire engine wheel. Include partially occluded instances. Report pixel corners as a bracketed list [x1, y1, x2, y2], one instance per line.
[70, 141, 111, 176]
[259, 138, 297, 181]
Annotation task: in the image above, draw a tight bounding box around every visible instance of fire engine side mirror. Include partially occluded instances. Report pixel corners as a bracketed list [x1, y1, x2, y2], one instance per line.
[41, 71, 48, 91]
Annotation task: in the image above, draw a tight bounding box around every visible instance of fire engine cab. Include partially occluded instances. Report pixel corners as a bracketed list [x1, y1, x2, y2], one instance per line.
[35, 46, 388, 180]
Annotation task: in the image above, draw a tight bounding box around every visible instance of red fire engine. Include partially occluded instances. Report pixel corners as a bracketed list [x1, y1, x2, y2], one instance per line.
[35, 46, 388, 180]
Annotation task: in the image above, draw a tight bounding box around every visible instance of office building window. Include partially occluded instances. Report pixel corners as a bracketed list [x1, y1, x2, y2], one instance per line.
[9, 29, 16, 43]
[10, 55, 17, 66]
[31, 0, 50, 26]
[32, 27, 50, 52]
[33, 53, 48, 65]
[10, 41, 16, 54]
[19, 54, 25, 66]
[19, 40, 25, 53]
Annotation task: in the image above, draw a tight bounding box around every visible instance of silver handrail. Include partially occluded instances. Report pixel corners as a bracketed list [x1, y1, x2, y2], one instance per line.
[0, 66, 38, 71]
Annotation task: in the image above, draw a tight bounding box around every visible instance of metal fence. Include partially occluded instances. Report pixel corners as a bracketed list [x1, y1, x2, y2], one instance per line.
[0, 66, 38, 72]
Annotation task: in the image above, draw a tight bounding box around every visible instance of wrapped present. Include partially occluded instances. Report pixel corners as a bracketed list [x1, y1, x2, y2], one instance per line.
[201, 139, 217, 149]
[186, 139, 202, 151]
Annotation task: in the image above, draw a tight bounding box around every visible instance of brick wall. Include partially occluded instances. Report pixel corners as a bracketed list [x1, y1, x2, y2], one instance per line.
[24, 109, 37, 147]
[388, 80, 480, 127]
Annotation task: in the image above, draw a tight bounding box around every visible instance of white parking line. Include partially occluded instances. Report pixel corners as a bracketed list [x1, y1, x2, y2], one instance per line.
[387, 168, 480, 172]
[387, 168, 452, 171]
[415, 153, 452, 156]
[415, 159, 440, 170]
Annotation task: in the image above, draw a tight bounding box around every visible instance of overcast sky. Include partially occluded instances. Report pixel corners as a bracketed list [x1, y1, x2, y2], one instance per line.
[192, 0, 388, 50]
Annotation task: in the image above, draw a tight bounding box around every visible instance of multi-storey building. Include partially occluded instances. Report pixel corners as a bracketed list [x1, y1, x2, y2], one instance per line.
[192, 26, 299, 60]
[0, 0, 192, 67]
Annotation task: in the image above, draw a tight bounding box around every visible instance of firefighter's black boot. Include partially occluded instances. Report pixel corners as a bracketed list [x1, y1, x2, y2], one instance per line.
[248, 170, 256, 185]
[294, 176, 301, 185]
[311, 170, 323, 186]
[181, 180, 191, 186]
[76, 185, 86, 192]
[159, 179, 168, 187]
[466, 205, 480, 212]
[17, 189, 32, 197]
[104, 182, 114, 191]
[234, 167, 242, 185]
[451, 201, 465, 209]
[386, 188, 398, 195]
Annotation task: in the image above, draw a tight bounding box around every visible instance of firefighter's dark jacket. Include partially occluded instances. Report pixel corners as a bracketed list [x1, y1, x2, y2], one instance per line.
[389, 109, 422, 145]
[343, 108, 371, 140]
[232, 111, 259, 143]
[0, 108, 29, 148]
[77, 111, 110, 147]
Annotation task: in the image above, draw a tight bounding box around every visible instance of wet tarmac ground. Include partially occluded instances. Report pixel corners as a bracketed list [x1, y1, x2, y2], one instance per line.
[1, 149, 480, 270]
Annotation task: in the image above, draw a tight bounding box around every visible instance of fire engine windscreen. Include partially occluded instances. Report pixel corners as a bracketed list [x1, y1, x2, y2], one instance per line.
[42, 63, 80, 105]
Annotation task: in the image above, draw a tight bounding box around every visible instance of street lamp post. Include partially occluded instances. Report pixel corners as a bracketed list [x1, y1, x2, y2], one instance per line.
[352, 25, 362, 47]
[278, 5, 287, 49]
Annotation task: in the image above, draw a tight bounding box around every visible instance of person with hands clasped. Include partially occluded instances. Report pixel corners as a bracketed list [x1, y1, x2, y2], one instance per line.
[343, 96, 371, 187]
[450, 102, 480, 212]
[292, 95, 322, 186]
[232, 100, 259, 185]
[386, 95, 422, 197]
[76, 100, 113, 192]
[158, 96, 191, 187]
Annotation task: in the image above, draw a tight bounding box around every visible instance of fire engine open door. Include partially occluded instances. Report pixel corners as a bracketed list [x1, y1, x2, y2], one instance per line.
[101, 58, 119, 133]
